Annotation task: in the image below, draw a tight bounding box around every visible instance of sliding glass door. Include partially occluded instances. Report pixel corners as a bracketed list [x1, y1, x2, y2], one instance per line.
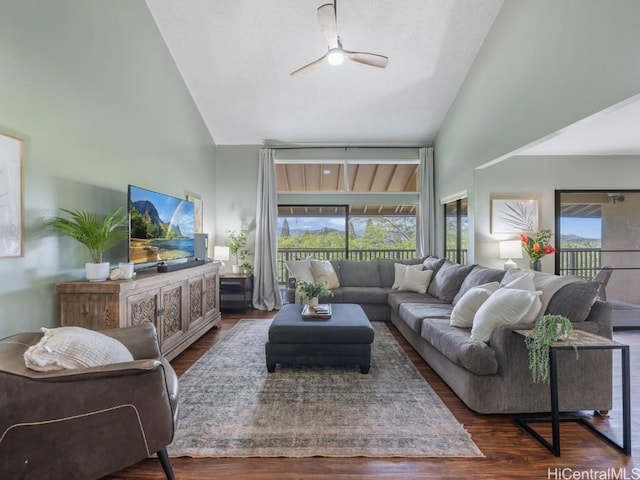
[556, 190, 640, 328]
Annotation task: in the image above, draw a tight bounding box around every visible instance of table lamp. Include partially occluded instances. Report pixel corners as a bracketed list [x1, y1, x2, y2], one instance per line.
[213, 246, 230, 273]
[499, 240, 522, 270]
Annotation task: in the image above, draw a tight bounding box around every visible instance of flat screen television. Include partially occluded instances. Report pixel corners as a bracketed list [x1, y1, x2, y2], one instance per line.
[128, 185, 195, 265]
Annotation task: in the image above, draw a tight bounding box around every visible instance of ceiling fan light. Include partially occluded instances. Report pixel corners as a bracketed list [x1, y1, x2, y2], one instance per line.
[327, 48, 344, 66]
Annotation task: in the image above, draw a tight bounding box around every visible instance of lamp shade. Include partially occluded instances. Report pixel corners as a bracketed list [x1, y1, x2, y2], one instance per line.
[213, 246, 230, 261]
[499, 240, 523, 259]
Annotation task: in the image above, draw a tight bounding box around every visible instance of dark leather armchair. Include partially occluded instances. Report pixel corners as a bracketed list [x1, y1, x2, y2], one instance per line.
[0, 322, 178, 480]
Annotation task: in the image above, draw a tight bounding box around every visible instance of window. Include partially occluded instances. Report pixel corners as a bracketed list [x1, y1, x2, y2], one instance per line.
[277, 205, 417, 284]
[444, 197, 468, 264]
[556, 190, 640, 328]
[275, 149, 423, 285]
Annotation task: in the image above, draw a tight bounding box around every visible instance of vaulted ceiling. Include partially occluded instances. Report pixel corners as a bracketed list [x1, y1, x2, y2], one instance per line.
[145, 0, 504, 146]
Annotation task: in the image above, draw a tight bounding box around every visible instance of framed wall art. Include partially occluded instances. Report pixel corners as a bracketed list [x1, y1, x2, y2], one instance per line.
[187, 194, 203, 233]
[0, 132, 24, 258]
[491, 198, 538, 234]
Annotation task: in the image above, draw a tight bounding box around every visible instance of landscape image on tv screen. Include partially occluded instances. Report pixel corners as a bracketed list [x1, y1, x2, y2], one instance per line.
[128, 185, 195, 264]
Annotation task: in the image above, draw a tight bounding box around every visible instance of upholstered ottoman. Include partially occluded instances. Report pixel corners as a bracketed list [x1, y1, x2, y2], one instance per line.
[266, 303, 375, 373]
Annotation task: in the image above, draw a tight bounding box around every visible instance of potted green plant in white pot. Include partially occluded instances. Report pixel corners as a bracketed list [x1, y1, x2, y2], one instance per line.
[227, 228, 251, 274]
[49, 207, 129, 282]
[296, 281, 333, 307]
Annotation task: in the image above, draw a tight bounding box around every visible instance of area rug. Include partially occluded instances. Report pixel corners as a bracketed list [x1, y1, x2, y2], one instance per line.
[168, 319, 483, 458]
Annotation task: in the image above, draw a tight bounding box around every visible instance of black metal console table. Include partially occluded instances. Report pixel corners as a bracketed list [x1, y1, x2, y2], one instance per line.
[514, 329, 631, 456]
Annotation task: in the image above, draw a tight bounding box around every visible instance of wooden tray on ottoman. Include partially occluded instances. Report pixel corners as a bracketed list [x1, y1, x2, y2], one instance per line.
[301, 304, 332, 319]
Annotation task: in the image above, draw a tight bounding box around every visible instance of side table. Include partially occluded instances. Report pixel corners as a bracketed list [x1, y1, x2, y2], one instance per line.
[514, 329, 631, 456]
[219, 274, 253, 312]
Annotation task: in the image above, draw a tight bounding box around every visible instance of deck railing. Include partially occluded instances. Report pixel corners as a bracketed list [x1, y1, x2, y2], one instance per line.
[277, 247, 603, 285]
[558, 248, 602, 279]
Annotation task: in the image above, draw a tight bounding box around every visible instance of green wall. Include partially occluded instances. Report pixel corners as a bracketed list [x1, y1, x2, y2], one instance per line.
[434, 0, 640, 259]
[0, 0, 216, 338]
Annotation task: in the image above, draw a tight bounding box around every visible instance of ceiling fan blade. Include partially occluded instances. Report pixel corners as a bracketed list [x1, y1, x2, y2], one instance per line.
[344, 50, 389, 69]
[290, 53, 328, 77]
[317, 3, 339, 49]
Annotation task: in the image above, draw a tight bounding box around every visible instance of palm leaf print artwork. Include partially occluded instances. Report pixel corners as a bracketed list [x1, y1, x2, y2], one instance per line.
[492, 199, 538, 233]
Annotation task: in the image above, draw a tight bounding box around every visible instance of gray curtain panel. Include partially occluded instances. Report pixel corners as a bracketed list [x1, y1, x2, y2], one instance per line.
[417, 146, 436, 257]
[252, 148, 283, 311]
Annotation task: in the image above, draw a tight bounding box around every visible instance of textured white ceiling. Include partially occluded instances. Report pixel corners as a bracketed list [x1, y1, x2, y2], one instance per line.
[146, 0, 504, 146]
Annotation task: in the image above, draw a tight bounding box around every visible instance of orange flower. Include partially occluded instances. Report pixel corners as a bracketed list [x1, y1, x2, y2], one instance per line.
[533, 243, 540, 254]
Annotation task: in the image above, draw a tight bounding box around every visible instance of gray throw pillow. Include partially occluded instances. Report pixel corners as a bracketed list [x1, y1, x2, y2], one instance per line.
[427, 260, 476, 303]
[453, 266, 507, 305]
[545, 281, 600, 322]
[422, 256, 446, 274]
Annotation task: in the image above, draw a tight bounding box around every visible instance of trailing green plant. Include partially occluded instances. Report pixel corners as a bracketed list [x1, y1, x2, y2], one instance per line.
[296, 281, 333, 302]
[48, 207, 129, 263]
[525, 314, 577, 383]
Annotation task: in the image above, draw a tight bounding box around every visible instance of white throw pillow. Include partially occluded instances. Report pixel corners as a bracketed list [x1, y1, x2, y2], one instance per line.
[470, 288, 543, 342]
[398, 268, 433, 294]
[392, 263, 423, 289]
[449, 282, 500, 328]
[502, 270, 536, 291]
[24, 326, 134, 372]
[284, 257, 315, 284]
[310, 259, 340, 289]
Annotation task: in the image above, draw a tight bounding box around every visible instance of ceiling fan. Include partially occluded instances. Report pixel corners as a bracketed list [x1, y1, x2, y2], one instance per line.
[291, 1, 389, 76]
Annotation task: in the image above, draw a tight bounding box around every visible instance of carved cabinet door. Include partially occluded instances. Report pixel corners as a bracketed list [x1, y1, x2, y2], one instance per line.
[157, 280, 186, 354]
[204, 271, 219, 320]
[187, 275, 206, 329]
[126, 288, 161, 329]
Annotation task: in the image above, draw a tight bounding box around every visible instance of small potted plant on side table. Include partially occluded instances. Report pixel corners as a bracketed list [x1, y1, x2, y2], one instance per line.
[227, 228, 251, 274]
[296, 281, 333, 307]
[524, 314, 576, 383]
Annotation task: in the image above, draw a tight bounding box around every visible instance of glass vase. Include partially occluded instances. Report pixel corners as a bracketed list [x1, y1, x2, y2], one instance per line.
[529, 260, 541, 272]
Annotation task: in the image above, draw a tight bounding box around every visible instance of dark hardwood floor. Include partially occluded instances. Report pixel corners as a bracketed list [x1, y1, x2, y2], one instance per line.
[108, 310, 640, 479]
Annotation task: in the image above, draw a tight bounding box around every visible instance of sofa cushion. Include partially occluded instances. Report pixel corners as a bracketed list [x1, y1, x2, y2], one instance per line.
[545, 280, 600, 322]
[388, 292, 446, 312]
[532, 272, 581, 313]
[398, 268, 433, 293]
[339, 287, 392, 305]
[399, 302, 454, 333]
[339, 260, 380, 287]
[392, 263, 424, 289]
[500, 268, 532, 287]
[453, 266, 506, 305]
[502, 270, 536, 290]
[310, 259, 340, 289]
[420, 319, 498, 376]
[470, 288, 543, 342]
[450, 282, 500, 328]
[422, 256, 446, 274]
[379, 258, 425, 288]
[427, 260, 475, 303]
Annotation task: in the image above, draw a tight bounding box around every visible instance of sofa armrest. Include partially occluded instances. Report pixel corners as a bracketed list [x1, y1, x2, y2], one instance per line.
[583, 300, 612, 338]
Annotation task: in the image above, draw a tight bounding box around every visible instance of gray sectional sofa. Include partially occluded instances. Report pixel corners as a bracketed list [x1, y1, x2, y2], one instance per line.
[286, 256, 612, 414]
